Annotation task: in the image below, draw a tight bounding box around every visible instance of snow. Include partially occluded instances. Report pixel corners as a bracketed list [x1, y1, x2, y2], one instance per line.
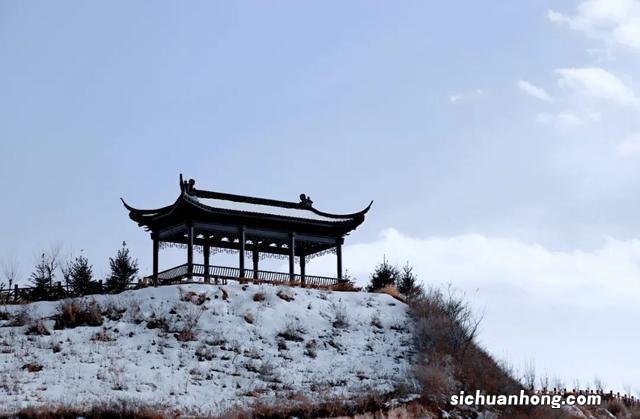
[0, 284, 415, 415]
[193, 196, 352, 223]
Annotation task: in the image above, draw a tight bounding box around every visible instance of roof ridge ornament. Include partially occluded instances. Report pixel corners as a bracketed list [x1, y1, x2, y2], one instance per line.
[179, 174, 196, 194]
[299, 194, 313, 208]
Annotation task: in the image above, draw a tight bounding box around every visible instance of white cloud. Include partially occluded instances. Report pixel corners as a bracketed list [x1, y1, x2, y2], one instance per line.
[549, 0, 640, 49]
[616, 132, 640, 156]
[305, 228, 640, 391]
[447, 88, 483, 104]
[555, 67, 639, 108]
[535, 111, 584, 126]
[517, 80, 553, 101]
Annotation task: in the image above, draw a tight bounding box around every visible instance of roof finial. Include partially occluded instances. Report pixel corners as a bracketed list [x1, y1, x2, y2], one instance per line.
[299, 193, 313, 208]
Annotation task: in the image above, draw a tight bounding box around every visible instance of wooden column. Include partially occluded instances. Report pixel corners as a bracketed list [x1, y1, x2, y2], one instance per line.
[239, 226, 246, 278]
[187, 223, 194, 280]
[300, 253, 306, 287]
[152, 234, 159, 287]
[203, 239, 210, 283]
[289, 232, 296, 281]
[252, 247, 259, 279]
[336, 237, 343, 280]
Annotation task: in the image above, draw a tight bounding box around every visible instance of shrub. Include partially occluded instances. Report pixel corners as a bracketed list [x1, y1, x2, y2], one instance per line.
[304, 339, 317, 358]
[9, 306, 32, 326]
[277, 320, 306, 342]
[370, 313, 383, 329]
[253, 292, 266, 302]
[178, 287, 208, 305]
[606, 399, 626, 417]
[92, 328, 115, 342]
[54, 299, 103, 329]
[331, 302, 349, 329]
[146, 315, 168, 331]
[276, 289, 294, 302]
[25, 321, 50, 336]
[411, 285, 521, 407]
[243, 311, 254, 324]
[22, 363, 43, 373]
[102, 301, 126, 321]
[174, 308, 202, 341]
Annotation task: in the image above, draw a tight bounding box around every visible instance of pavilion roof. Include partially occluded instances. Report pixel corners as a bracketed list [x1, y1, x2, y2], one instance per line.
[122, 175, 372, 236]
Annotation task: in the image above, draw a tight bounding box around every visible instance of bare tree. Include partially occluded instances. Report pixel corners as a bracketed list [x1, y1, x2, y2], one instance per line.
[521, 358, 536, 391]
[1, 256, 20, 290]
[43, 243, 62, 287]
[594, 376, 606, 392]
[539, 372, 550, 391]
[552, 376, 565, 391]
[572, 378, 581, 392]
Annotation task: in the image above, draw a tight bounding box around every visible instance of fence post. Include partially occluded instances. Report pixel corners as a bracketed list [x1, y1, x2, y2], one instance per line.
[14, 284, 18, 303]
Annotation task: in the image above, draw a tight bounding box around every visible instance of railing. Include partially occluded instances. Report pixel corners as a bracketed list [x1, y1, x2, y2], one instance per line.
[0, 264, 343, 305]
[534, 388, 639, 407]
[0, 280, 135, 305]
[152, 263, 343, 288]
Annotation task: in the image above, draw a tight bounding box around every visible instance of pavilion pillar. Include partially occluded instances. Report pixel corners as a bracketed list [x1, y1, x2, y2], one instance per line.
[239, 226, 246, 278]
[336, 237, 344, 280]
[289, 233, 296, 281]
[187, 222, 194, 280]
[300, 253, 306, 287]
[152, 234, 159, 287]
[203, 239, 210, 283]
[252, 247, 259, 279]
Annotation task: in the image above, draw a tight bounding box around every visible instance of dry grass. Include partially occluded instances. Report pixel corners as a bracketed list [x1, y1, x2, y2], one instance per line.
[220, 392, 390, 419]
[410, 286, 521, 409]
[330, 281, 361, 292]
[14, 401, 174, 418]
[375, 285, 404, 301]
[252, 292, 266, 302]
[243, 311, 254, 324]
[54, 299, 102, 329]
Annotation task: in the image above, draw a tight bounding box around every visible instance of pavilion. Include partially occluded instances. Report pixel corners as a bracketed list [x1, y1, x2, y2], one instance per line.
[121, 175, 372, 287]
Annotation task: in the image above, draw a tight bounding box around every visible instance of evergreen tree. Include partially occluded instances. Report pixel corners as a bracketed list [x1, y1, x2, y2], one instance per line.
[397, 262, 423, 300]
[106, 242, 138, 292]
[30, 253, 52, 300]
[68, 254, 93, 295]
[367, 256, 400, 292]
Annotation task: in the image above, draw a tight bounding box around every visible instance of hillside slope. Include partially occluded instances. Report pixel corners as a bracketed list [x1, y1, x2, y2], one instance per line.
[0, 284, 415, 416]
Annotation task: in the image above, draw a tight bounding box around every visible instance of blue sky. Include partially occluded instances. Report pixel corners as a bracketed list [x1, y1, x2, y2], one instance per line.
[1, 1, 639, 393]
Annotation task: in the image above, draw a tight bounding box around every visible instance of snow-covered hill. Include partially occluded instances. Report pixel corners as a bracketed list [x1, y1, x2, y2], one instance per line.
[0, 284, 415, 416]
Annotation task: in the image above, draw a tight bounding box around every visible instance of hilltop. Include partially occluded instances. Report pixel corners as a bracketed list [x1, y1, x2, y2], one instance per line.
[0, 284, 415, 416]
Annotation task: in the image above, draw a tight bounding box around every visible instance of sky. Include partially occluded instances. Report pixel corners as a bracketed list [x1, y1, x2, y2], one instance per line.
[1, 0, 639, 393]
